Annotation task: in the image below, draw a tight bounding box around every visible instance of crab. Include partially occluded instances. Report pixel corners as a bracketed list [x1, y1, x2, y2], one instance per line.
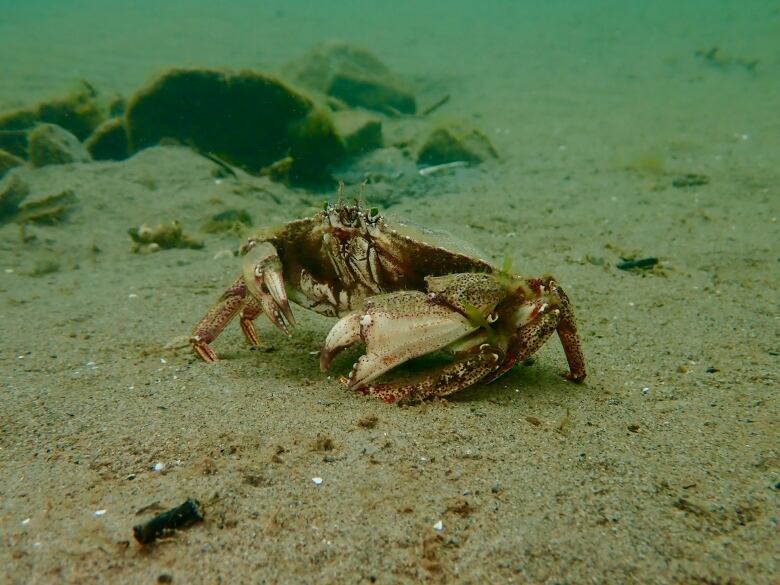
[190, 200, 586, 403]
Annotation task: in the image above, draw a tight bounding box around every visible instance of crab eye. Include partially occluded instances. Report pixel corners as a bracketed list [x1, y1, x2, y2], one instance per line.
[368, 207, 379, 219]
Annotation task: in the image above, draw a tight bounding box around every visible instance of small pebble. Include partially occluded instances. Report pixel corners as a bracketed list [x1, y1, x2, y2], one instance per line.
[433, 520, 444, 531]
[152, 462, 165, 472]
[94, 509, 107, 516]
[312, 477, 323, 485]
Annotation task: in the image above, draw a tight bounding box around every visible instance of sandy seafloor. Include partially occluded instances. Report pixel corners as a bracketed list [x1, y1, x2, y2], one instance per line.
[1, 1, 778, 583]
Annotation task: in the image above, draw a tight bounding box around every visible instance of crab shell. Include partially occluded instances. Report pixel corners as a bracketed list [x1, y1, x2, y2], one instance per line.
[241, 202, 498, 318]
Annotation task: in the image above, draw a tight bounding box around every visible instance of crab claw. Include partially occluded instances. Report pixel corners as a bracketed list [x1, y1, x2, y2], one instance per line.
[241, 242, 296, 335]
[320, 290, 478, 390]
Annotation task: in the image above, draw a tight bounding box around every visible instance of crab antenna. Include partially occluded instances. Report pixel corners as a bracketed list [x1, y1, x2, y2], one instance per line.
[337, 180, 345, 203]
[358, 179, 368, 204]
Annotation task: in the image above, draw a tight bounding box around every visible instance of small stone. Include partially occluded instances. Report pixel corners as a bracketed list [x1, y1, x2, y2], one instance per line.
[28, 123, 91, 167]
[433, 520, 444, 531]
[417, 122, 498, 166]
[312, 477, 323, 485]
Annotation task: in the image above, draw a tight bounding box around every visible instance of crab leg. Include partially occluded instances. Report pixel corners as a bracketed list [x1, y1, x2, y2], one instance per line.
[550, 283, 587, 382]
[484, 278, 586, 383]
[191, 277, 255, 362]
[355, 344, 503, 404]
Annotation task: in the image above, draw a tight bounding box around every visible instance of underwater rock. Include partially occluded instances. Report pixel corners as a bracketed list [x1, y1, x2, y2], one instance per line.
[0, 81, 105, 143]
[332, 110, 382, 156]
[125, 68, 344, 184]
[0, 149, 24, 179]
[28, 124, 91, 167]
[0, 173, 30, 220]
[129, 220, 204, 254]
[0, 130, 30, 159]
[85, 117, 129, 161]
[289, 42, 416, 115]
[416, 122, 498, 166]
[0, 174, 77, 226]
[202, 209, 253, 234]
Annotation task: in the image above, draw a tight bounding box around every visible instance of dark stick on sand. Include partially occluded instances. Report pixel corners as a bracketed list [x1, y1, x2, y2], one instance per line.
[133, 498, 204, 545]
[616, 257, 658, 271]
[421, 94, 451, 116]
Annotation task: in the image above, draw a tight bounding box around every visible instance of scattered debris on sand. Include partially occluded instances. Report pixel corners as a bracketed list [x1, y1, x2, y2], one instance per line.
[129, 219, 204, 253]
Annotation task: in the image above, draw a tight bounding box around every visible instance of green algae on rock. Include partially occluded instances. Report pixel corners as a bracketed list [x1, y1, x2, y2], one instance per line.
[332, 110, 383, 156]
[125, 68, 345, 184]
[85, 117, 129, 161]
[28, 124, 91, 168]
[0, 149, 24, 179]
[0, 81, 105, 144]
[417, 122, 498, 166]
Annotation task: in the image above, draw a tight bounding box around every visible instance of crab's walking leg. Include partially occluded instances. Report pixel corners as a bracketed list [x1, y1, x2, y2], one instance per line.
[238, 297, 263, 347]
[191, 277, 255, 362]
[546, 280, 586, 382]
[485, 279, 586, 384]
[354, 345, 503, 404]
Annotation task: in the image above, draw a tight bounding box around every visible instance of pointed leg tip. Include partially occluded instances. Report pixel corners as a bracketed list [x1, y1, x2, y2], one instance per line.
[194, 345, 218, 363]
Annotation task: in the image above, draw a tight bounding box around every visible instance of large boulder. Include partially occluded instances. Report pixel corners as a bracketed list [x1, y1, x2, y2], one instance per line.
[289, 42, 416, 115]
[125, 68, 345, 184]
